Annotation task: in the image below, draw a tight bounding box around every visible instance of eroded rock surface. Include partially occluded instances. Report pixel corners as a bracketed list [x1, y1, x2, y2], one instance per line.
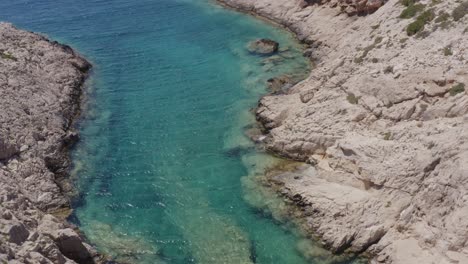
[219, 0, 468, 263]
[0, 23, 96, 263]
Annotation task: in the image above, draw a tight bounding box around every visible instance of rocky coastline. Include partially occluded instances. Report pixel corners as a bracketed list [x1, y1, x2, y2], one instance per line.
[218, 0, 468, 263]
[0, 23, 102, 263]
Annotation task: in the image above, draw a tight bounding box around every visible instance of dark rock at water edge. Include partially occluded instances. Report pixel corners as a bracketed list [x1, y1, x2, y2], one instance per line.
[248, 38, 279, 55]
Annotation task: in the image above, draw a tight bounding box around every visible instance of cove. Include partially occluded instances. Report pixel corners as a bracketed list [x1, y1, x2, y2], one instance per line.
[0, 0, 360, 263]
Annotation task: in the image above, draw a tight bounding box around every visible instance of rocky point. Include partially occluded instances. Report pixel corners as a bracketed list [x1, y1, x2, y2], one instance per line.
[0, 23, 100, 263]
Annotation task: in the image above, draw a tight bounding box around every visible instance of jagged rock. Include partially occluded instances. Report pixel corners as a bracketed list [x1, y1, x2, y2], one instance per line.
[247, 39, 279, 55]
[55, 229, 92, 263]
[0, 139, 19, 161]
[0, 23, 97, 263]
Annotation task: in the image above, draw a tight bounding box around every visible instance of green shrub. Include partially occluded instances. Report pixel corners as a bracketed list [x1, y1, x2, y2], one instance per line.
[383, 132, 392, 140]
[407, 19, 426, 35]
[419, 9, 436, 22]
[346, 93, 360, 104]
[435, 11, 450, 23]
[0, 52, 17, 61]
[407, 9, 435, 36]
[400, 4, 425, 18]
[452, 1, 468, 21]
[443, 46, 453, 56]
[449, 83, 465, 96]
[400, 0, 415, 7]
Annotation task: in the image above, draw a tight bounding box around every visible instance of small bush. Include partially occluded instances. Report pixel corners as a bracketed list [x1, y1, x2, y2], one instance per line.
[384, 66, 394, 74]
[354, 57, 364, 64]
[383, 132, 392, 140]
[372, 58, 379, 63]
[449, 83, 465, 96]
[400, 3, 425, 19]
[435, 11, 450, 23]
[407, 9, 435, 36]
[400, 0, 415, 7]
[443, 46, 453, 56]
[374, 36, 383, 44]
[419, 9, 436, 22]
[347, 93, 360, 104]
[407, 19, 426, 35]
[452, 1, 468, 21]
[1, 52, 17, 61]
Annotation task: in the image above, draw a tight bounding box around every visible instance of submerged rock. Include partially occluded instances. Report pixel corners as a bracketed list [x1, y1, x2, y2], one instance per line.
[247, 39, 279, 55]
[267, 75, 295, 94]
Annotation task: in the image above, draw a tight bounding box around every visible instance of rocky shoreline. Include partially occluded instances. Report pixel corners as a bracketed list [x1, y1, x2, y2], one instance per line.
[0, 23, 102, 263]
[218, 0, 468, 263]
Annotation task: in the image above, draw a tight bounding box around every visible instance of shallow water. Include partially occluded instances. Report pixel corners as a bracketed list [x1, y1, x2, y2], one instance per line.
[0, 0, 362, 263]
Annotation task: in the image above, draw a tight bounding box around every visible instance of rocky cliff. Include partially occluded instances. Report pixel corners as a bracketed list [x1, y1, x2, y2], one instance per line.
[0, 23, 99, 263]
[219, 0, 468, 263]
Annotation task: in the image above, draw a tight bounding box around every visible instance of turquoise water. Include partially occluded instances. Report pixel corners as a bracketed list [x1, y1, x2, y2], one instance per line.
[0, 1, 361, 263]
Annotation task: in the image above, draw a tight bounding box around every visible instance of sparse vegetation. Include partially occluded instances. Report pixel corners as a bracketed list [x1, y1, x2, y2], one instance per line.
[384, 66, 394, 74]
[452, 1, 468, 21]
[372, 58, 379, 63]
[346, 93, 360, 104]
[354, 42, 377, 63]
[435, 11, 450, 23]
[384, 132, 392, 140]
[449, 83, 465, 96]
[400, 0, 415, 7]
[434, 11, 453, 30]
[374, 36, 383, 44]
[443, 46, 453, 56]
[0, 52, 17, 61]
[400, 3, 425, 19]
[407, 9, 435, 36]
[354, 57, 364, 64]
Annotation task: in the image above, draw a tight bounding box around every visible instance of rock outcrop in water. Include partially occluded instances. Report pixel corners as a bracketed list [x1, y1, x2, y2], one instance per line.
[248, 38, 280, 55]
[219, 0, 468, 263]
[0, 23, 97, 263]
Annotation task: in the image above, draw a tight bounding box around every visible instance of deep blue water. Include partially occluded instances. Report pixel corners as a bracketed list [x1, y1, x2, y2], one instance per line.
[0, 1, 362, 263]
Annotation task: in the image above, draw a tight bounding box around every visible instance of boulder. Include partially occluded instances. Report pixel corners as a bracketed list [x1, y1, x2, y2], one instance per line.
[0, 139, 19, 161]
[247, 39, 279, 55]
[54, 228, 92, 263]
[8, 223, 29, 245]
